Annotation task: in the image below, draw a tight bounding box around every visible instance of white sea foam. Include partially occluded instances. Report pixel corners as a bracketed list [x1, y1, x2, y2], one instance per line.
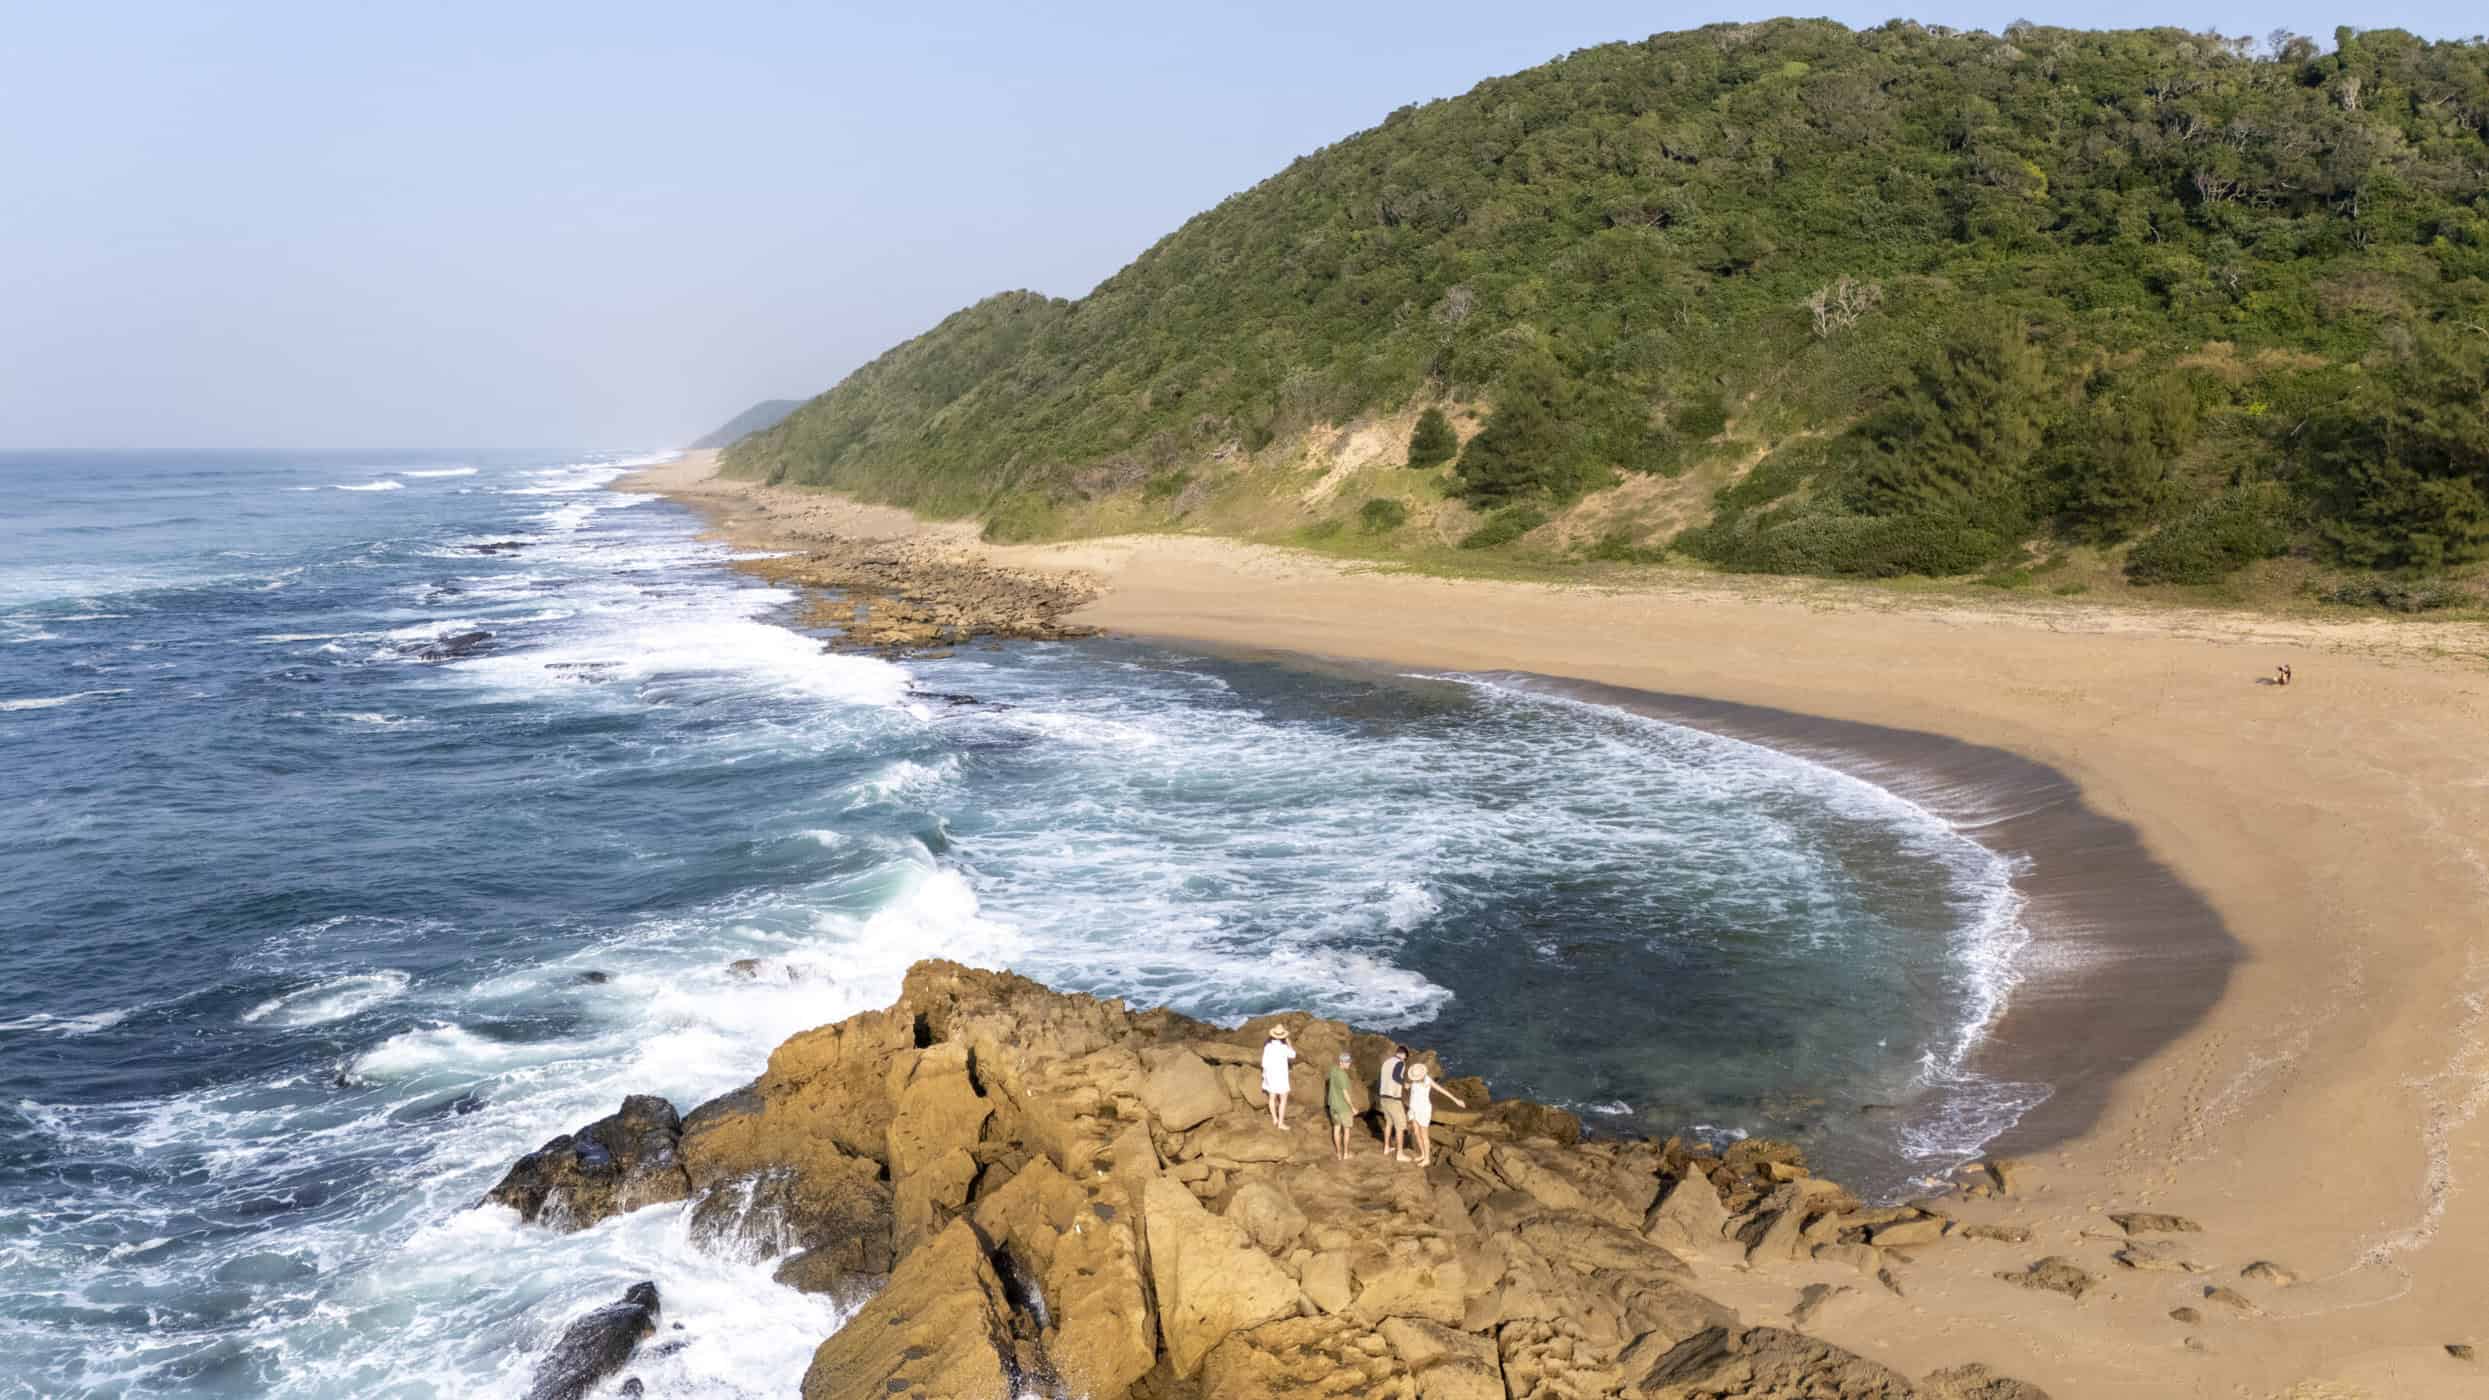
[1380, 880, 1440, 932]
[333, 480, 405, 492]
[242, 971, 411, 1027]
[349, 1023, 584, 1082]
[1, 689, 128, 712]
[1442, 675, 2049, 1171]
[0, 1009, 129, 1036]
[396, 467, 478, 478]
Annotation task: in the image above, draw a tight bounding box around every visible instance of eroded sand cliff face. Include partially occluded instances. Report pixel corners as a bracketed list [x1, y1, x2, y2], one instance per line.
[488, 961, 2050, 1399]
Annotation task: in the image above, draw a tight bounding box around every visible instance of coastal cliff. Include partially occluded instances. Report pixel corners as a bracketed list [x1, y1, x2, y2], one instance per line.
[489, 960, 2052, 1398]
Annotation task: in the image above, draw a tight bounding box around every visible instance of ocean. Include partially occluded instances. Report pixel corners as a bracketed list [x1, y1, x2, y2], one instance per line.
[0, 449, 2045, 1396]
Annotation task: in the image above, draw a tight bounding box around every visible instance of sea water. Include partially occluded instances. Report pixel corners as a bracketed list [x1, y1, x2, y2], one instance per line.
[0, 450, 2044, 1397]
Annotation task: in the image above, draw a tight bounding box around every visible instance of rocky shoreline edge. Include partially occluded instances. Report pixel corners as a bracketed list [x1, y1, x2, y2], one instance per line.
[620, 459, 1104, 651]
[488, 961, 2069, 1399]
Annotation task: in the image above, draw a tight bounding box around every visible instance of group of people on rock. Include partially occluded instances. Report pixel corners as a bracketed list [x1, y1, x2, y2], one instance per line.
[1257, 1026, 1467, 1166]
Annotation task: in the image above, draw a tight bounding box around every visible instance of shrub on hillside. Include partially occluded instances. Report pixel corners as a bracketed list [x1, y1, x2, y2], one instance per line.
[1684, 506, 2013, 578]
[1458, 505, 1549, 550]
[1359, 497, 1410, 532]
[1670, 393, 1730, 441]
[2124, 488, 2292, 585]
[1407, 409, 1458, 469]
[2315, 578, 2463, 612]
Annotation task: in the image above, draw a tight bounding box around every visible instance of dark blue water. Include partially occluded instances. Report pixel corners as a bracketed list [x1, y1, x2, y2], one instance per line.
[0, 450, 2041, 1396]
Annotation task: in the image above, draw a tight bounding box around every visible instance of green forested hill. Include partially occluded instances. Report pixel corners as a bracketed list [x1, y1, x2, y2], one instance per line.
[729, 20, 2489, 591]
[689, 398, 805, 450]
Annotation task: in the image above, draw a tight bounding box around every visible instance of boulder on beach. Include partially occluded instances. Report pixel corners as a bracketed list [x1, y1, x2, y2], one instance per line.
[486, 1096, 689, 1230]
[523, 1281, 661, 1400]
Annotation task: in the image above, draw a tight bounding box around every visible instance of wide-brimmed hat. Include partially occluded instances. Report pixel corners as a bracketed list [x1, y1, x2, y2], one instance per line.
[1267, 1025, 1290, 1041]
[1406, 1062, 1430, 1081]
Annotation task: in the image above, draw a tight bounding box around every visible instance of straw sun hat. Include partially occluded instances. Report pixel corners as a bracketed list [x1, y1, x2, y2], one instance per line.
[1267, 1025, 1291, 1041]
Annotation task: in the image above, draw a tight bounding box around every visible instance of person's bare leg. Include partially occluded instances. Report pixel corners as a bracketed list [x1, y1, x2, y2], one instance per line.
[1270, 1092, 1285, 1128]
[1414, 1122, 1432, 1166]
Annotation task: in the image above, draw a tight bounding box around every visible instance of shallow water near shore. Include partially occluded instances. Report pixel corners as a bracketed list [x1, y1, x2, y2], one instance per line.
[2, 449, 2042, 1396]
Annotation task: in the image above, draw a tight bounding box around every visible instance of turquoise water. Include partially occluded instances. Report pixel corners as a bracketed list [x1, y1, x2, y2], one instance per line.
[0, 450, 2041, 1396]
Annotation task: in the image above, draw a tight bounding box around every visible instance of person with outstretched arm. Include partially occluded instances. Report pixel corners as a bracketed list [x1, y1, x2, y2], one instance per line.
[1404, 1059, 1465, 1167]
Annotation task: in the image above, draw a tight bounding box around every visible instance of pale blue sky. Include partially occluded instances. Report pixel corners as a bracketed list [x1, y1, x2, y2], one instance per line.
[1, 2, 2477, 448]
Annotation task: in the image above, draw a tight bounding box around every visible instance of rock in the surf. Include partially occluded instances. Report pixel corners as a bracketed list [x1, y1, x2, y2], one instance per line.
[523, 1280, 661, 1400]
[684, 1160, 893, 1294]
[409, 628, 494, 661]
[486, 1096, 689, 1230]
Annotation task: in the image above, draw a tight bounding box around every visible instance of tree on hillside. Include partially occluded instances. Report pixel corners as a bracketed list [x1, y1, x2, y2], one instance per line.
[2048, 371, 2202, 541]
[2300, 326, 2489, 570]
[1454, 352, 1588, 506]
[1854, 315, 2051, 524]
[1408, 407, 1458, 468]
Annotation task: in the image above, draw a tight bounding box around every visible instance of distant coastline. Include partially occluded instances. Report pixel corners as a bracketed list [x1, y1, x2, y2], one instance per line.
[622, 451, 2489, 1396]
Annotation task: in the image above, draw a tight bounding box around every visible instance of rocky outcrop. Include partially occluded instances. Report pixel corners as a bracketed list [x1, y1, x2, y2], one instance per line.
[1630, 1326, 1915, 1399]
[800, 1220, 1016, 1400]
[486, 1096, 689, 1230]
[487, 961, 2052, 1400]
[523, 1281, 661, 1400]
[739, 537, 1101, 652]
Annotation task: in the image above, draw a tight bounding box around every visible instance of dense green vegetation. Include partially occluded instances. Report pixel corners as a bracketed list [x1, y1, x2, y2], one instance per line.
[729, 20, 2489, 588]
[689, 398, 804, 450]
[1407, 408, 1458, 468]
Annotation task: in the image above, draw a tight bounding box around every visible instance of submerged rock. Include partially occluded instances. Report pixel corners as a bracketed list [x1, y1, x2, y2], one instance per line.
[523, 1281, 661, 1400]
[486, 1096, 689, 1230]
[409, 629, 493, 661]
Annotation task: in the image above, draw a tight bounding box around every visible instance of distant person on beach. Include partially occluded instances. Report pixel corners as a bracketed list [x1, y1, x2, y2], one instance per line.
[1377, 1044, 1410, 1159]
[1403, 1060, 1466, 1167]
[2277, 663, 2293, 686]
[1326, 1052, 1355, 1160]
[1261, 1026, 1297, 1128]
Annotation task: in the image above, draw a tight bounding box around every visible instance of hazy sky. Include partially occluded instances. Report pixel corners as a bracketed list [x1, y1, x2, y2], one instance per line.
[1, 2, 2478, 449]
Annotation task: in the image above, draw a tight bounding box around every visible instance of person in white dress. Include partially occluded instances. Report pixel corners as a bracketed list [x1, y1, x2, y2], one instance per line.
[1402, 1060, 1466, 1166]
[1260, 1025, 1297, 1128]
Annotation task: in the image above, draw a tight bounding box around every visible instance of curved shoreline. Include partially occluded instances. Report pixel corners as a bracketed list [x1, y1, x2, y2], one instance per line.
[1484, 670, 2237, 1163]
[626, 453, 2489, 1396]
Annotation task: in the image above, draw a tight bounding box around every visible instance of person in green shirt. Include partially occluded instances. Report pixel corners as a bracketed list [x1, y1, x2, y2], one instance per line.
[1325, 1052, 1356, 1161]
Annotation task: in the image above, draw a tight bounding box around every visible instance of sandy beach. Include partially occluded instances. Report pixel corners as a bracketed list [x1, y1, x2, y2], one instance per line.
[625, 450, 2489, 1397]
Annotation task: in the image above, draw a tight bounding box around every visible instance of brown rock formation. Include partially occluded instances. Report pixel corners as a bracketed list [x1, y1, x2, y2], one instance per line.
[488, 961, 2052, 1400]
